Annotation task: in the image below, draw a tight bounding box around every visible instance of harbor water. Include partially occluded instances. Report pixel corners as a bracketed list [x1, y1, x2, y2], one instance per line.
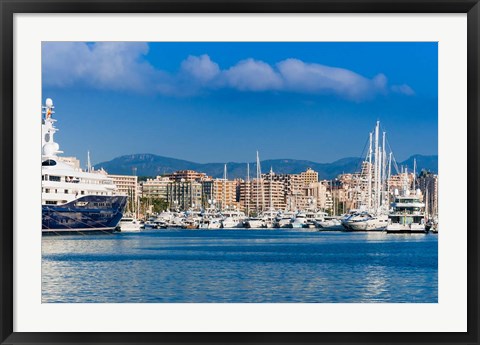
[42, 230, 438, 303]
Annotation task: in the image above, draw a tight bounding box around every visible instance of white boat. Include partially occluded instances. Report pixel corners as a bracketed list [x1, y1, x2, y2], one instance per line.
[343, 212, 389, 231]
[41, 98, 127, 235]
[221, 210, 246, 228]
[182, 218, 200, 229]
[199, 217, 222, 229]
[143, 217, 158, 229]
[289, 212, 307, 228]
[386, 189, 428, 233]
[260, 209, 278, 228]
[316, 217, 344, 231]
[274, 211, 295, 228]
[244, 217, 265, 229]
[181, 210, 202, 229]
[342, 121, 391, 232]
[245, 151, 271, 229]
[305, 210, 327, 228]
[118, 216, 143, 232]
[199, 210, 222, 229]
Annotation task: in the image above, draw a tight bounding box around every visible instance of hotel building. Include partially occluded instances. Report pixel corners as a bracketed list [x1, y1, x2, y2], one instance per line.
[141, 176, 172, 200]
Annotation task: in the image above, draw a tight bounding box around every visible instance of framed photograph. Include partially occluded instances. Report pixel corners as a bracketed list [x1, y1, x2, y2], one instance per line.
[1, 0, 479, 344]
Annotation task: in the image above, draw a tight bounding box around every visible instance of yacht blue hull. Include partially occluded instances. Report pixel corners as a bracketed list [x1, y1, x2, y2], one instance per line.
[42, 195, 127, 235]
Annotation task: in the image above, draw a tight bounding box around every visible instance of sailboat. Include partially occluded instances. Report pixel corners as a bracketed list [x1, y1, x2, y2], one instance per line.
[119, 185, 143, 232]
[245, 151, 268, 229]
[342, 121, 390, 231]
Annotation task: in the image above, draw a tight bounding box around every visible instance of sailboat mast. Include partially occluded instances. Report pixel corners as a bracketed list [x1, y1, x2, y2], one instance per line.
[382, 131, 386, 206]
[387, 152, 392, 204]
[256, 151, 260, 213]
[425, 188, 429, 221]
[256, 151, 264, 212]
[269, 167, 273, 210]
[223, 164, 227, 210]
[367, 132, 373, 210]
[374, 121, 380, 211]
[246, 163, 250, 216]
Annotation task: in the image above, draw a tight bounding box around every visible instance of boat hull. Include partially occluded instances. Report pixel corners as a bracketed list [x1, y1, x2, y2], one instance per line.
[245, 220, 264, 228]
[42, 195, 127, 235]
[386, 224, 428, 234]
[346, 222, 387, 231]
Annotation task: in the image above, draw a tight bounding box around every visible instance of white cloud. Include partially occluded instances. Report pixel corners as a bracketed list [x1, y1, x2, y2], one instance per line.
[180, 54, 220, 84]
[42, 42, 162, 92]
[391, 84, 415, 96]
[42, 42, 414, 101]
[276, 59, 388, 100]
[222, 59, 283, 91]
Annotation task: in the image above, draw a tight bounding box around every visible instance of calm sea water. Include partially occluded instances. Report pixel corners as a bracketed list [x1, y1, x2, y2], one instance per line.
[42, 230, 437, 303]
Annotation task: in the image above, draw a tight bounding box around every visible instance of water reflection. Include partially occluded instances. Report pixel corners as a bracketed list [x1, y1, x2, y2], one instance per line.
[42, 230, 438, 303]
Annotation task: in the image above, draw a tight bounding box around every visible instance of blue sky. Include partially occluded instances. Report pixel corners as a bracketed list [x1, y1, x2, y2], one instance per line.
[42, 42, 438, 165]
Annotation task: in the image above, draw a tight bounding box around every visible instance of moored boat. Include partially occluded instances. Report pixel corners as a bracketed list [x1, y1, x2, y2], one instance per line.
[386, 189, 428, 234]
[41, 98, 127, 235]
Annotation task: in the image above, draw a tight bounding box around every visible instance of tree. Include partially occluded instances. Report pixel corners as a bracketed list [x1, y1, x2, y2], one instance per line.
[140, 197, 170, 215]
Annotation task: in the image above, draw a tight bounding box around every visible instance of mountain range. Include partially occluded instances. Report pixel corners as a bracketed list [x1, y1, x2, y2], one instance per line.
[95, 154, 438, 180]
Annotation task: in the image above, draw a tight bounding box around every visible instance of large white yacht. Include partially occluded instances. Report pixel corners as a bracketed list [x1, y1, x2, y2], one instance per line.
[274, 211, 296, 228]
[221, 210, 246, 228]
[289, 212, 308, 228]
[386, 189, 428, 233]
[118, 216, 143, 232]
[41, 98, 127, 234]
[342, 212, 389, 231]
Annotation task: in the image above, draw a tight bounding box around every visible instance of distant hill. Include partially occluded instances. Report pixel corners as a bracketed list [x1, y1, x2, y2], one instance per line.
[397, 154, 439, 174]
[96, 153, 438, 180]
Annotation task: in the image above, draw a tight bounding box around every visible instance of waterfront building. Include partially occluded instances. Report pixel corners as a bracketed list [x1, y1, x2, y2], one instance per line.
[305, 181, 329, 210]
[262, 172, 304, 198]
[108, 174, 139, 197]
[263, 179, 286, 210]
[141, 176, 172, 200]
[286, 194, 317, 211]
[300, 168, 319, 186]
[239, 177, 285, 213]
[211, 178, 238, 210]
[108, 174, 139, 213]
[166, 181, 203, 211]
[165, 170, 212, 182]
[388, 172, 416, 196]
[417, 170, 439, 217]
[336, 161, 376, 211]
[249, 178, 285, 211]
[238, 180, 252, 215]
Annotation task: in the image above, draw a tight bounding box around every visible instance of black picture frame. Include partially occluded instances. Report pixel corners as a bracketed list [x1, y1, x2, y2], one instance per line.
[1, 1, 479, 344]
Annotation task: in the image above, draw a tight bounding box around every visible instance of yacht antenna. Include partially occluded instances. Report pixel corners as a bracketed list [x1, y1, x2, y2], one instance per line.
[413, 158, 417, 191]
[87, 151, 92, 173]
